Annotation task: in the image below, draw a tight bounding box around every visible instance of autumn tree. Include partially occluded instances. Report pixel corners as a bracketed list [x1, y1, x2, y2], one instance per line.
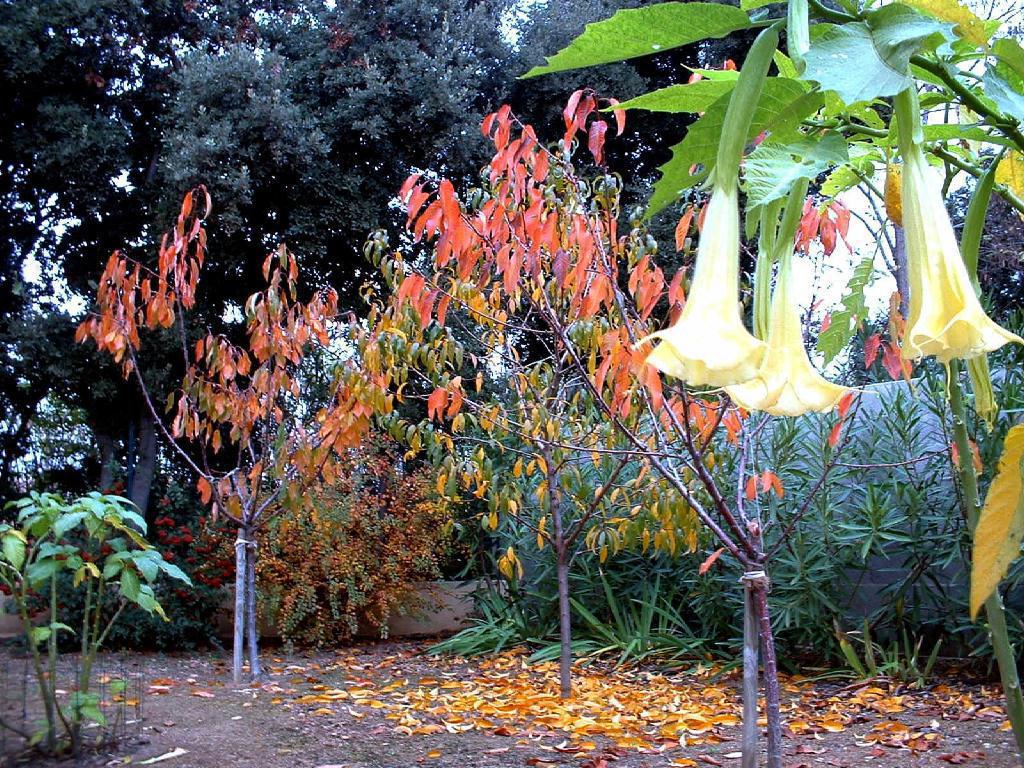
[77, 188, 387, 681]
[352, 79, 870, 768]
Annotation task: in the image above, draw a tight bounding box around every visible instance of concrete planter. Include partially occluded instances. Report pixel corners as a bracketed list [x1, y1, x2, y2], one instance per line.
[386, 580, 478, 637]
[212, 579, 480, 642]
[0, 593, 22, 638]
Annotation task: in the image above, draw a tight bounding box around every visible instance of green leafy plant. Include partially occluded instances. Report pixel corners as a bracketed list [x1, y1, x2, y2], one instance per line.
[0, 491, 189, 757]
[835, 618, 942, 687]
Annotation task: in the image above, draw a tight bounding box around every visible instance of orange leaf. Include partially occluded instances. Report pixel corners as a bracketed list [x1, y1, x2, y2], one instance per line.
[674, 207, 695, 252]
[698, 547, 726, 575]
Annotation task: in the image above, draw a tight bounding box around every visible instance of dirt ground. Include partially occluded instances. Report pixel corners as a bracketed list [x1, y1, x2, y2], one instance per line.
[1, 641, 1018, 768]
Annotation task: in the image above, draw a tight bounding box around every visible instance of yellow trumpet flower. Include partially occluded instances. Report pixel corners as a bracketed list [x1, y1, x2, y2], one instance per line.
[896, 92, 1022, 362]
[645, 183, 765, 387]
[725, 246, 849, 416]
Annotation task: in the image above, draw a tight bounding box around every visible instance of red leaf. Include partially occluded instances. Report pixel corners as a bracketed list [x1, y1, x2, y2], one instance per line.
[881, 342, 907, 381]
[667, 268, 687, 307]
[828, 420, 844, 448]
[563, 89, 585, 131]
[820, 313, 831, 333]
[837, 391, 856, 418]
[426, 387, 447, 422]
[698, 547, 726, 575]
[588, 120, 608, 166]
[864, 333, 882, 369]
[674, 207, 695, 252]
[399, 172, 422, 201]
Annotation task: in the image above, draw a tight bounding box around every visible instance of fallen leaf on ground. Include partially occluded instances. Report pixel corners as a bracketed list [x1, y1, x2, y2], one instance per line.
[138, 748, 189, 765]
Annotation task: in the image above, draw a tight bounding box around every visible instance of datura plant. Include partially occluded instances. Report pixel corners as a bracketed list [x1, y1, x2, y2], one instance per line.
[644, 181, 766, 386]
[893, 87, 1022, 364]
[520, 0, 1024, 764]
[726, 180, 850, 416]
[642, 26, 778, 388]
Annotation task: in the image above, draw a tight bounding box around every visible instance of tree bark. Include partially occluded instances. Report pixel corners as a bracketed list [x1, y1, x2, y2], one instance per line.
[128, 413, 158, 519]
[232, 529, 246, 684]
[96, 432, 117, 492]
[740, 574, 760, 768]
[892, 225, 910, 318]
[753, 582, 783, 768]
[245, 534, 262, 680]
[555, 547, 572, 699]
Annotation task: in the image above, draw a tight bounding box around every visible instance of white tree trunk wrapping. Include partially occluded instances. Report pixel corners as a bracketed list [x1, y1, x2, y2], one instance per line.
[741, 571, 763, 768]
[233, 531, 247, 684]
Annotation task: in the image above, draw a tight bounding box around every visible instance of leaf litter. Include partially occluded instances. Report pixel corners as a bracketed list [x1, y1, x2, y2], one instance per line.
[266, 645, 1013, 764]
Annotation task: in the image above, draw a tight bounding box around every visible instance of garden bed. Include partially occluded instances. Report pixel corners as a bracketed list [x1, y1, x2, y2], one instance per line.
[2, 641, 1016, 768]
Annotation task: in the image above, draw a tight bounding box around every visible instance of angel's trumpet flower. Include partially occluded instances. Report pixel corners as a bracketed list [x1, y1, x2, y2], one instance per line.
[895, 88, 1022, 363]
[726, 239, 849, 416]
[645, 183, 766, 387]
[644, 24, 780, 388]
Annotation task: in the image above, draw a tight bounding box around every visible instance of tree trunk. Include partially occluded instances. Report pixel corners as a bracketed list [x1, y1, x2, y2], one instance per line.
[753, 581, 783, 768]
[245, 535, 262, 680]
[232, 529, 246, 684]
[96, 432, 117, 492]
[128, 413, 158, 519]
[555, 547, 572, 699]
[892, 225, 909, 319]
[740, 574, 760, 768]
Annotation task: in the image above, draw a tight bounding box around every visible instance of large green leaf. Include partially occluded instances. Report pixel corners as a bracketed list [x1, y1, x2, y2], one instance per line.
[523, 3, 751, 77]
[816, 256, 876, 363]
[994, 38, 1024, 80]
[743, 133, 849, 207]
[1, 529, 26, 570]
[802, 5, 954, 105]
[613, 80, 734, 113]
[984, 67, 1024, 125]
[646, 77, 810, 218]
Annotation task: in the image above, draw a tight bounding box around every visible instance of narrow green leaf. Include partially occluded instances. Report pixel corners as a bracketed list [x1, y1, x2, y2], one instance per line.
[612, 80, 734, 113]
[523, 3, 750, 77]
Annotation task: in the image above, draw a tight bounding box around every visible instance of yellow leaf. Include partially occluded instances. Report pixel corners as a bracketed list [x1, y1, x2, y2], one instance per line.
[898, 0, 991, 46]
[971, 424, 1024, 618]
[996, 152, 1024, 220]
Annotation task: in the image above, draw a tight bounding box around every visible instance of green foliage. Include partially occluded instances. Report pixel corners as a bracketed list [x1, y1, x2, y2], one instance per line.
[613, 80, 733, 113]
[523, 3, 750, 77]
[743, 133, 849, 208]
[430, 587, 556, 658]
[801, 5, 953, 104]
[46, 482, 226, 651]
[0, 491, 188, 756]
[647, 77, 811, 216]
[816, 256, 878, 364]
[835, 619, 942, 686]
